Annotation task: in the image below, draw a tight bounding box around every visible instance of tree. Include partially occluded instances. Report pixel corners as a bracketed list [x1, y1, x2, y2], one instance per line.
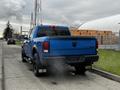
[3, 21, 14, 40]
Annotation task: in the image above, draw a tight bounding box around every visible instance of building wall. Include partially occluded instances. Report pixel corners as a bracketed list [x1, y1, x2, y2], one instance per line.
[70, 29, 118, 45]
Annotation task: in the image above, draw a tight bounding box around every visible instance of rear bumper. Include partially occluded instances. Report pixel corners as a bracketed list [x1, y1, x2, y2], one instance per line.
[42, 55, 99, 65]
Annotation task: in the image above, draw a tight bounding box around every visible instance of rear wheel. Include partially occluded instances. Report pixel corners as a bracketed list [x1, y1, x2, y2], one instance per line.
[13, 42, 16, 45]
[74, 65, 86, 75]
[33, 53, 40, 77]
[7, 42, 10, 45]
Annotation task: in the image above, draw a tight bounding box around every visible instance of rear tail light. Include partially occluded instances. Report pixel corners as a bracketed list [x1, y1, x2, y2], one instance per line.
[96, 40, 98, 49]
[43, 42, 49, 53]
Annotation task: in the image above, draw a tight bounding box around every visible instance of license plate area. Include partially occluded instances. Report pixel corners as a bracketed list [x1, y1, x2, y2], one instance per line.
[79, 56, 85, 61]
[67, 57, 85, 62]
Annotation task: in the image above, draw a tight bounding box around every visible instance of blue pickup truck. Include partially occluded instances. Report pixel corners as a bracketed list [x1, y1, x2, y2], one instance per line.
[22, 25, 99, 76]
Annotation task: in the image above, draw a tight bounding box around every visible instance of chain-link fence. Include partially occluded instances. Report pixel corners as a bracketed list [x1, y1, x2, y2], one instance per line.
[96, 31, 120, 50]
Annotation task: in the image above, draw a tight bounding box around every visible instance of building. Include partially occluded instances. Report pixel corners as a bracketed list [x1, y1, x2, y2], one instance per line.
[70, 15, 120, 45]
[79, 15, 120, 32]
[70, 29, 118, 45]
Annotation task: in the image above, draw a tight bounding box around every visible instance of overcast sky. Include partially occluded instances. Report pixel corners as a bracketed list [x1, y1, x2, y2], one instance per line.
[0, 0, 120, 37]
[0, 0, 120, 25]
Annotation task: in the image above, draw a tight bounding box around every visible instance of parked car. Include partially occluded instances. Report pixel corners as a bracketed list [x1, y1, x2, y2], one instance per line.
[22, 25, 99, 76]
[7, 38, 16, 45]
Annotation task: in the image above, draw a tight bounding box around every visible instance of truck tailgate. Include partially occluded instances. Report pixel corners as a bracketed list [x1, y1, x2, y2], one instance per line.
[49, 36, 97, 56]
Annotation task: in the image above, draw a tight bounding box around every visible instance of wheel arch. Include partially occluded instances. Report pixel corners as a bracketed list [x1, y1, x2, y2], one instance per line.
[32, 47, 37, 57]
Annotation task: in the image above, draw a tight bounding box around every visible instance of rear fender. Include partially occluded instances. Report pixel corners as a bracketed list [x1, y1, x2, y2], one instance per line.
[32, 46, 41, 65]
[32, 45, 37, 57]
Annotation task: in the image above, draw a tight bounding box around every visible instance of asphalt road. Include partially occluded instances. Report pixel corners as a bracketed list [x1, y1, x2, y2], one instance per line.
[0, 41, 120, 90]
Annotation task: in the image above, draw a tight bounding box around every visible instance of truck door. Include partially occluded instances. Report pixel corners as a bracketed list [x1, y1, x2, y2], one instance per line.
[25, 39, 32, 57]
[24, 28, 36, 58]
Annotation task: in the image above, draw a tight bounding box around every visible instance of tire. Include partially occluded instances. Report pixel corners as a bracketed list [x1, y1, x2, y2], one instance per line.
[13, 42, 16, 45]
[33, 53, 40, 77]
[21, 49, 27, 62]
[14, 41, 16, 45]
[74, 65, 86, 75]
[7, 42, 9, 45]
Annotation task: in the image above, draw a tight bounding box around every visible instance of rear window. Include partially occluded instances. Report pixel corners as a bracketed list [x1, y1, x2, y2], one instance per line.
[37, 27, 70, 37]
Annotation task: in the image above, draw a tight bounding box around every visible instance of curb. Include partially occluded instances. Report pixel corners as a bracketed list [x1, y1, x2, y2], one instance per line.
[90, 68, 120, 83]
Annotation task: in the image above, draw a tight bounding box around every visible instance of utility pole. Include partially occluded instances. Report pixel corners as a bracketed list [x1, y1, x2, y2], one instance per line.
[118, 23, 120, 50]
[20, 26, 22, 35]
[34, 0, 42, 26]
[34, 0, 37, 26]
[29, 12, 34, 35]
[119, 30, 120, 50]
[30, 12, 33, 29]
[38, 0, 42, 25]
